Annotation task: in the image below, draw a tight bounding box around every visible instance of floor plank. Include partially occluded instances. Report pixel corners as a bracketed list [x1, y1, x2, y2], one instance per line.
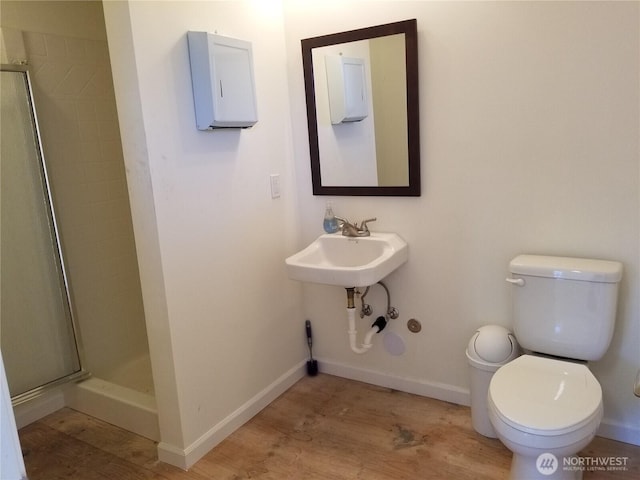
[19, 374, 640, 479]
[191, 375, 511, 480]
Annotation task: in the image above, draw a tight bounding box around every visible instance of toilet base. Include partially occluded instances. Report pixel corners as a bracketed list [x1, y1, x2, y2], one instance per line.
[509, 454, 582, 480]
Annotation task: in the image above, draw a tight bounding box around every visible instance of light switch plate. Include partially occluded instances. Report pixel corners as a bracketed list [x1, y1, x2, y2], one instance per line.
[270, 174, 281, 198]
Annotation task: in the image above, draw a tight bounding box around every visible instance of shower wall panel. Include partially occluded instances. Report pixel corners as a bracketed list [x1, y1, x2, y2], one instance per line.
[22, 30, 150, 387]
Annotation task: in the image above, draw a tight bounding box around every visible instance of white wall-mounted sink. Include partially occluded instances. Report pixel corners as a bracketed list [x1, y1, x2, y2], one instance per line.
[285, 232, 408, 287]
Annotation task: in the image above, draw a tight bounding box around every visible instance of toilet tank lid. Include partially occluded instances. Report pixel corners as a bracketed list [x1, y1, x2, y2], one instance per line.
[510, 255, 623, 283]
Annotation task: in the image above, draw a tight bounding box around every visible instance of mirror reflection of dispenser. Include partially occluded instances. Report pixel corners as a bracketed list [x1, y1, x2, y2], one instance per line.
[325, 55, 369, 124]
[323, 202, 339, 233]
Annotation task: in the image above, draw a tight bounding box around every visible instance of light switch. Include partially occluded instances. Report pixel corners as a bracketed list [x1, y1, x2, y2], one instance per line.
[270, 174, 281, 199]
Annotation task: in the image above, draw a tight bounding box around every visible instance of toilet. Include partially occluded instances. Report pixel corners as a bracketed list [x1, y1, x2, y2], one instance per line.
[488, 254, 623, 480]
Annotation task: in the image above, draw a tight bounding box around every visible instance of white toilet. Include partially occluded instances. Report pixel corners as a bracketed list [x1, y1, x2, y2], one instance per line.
[488, 254, 623, 480]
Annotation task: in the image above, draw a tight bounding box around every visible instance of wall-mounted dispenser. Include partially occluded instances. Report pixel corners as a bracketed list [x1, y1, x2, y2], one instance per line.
[325, 55, 368, 125]
[187, 31, 258, 129]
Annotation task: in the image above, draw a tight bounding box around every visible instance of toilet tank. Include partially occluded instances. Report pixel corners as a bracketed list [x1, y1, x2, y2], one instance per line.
[508, 255, 623, 361]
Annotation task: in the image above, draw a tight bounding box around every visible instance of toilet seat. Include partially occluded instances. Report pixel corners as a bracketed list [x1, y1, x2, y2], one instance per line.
[489, 354, 602, 436]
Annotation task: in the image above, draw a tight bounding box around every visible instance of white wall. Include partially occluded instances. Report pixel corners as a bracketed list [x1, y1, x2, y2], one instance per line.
[104, 0, 639, 470]
[103, 0, 305, 468]
[284, 0, 640, 444]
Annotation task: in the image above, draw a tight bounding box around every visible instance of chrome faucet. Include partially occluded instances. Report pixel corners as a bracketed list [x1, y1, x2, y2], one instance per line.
[334, 217, 377, 237]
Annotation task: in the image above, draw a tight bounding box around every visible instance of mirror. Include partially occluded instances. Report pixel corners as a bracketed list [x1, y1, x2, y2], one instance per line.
[302, 19, 420, 196]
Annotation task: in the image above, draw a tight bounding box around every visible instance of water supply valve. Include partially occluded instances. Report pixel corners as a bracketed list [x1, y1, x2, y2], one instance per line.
[372, 316, 387, 333]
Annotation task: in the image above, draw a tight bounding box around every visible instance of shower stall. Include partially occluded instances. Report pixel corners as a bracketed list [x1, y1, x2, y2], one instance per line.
[1, 26, 158, 441]
[0, 65, 88, 403]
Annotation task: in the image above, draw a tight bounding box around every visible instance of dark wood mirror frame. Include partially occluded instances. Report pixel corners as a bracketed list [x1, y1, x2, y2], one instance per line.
[302, 19, 420, 196]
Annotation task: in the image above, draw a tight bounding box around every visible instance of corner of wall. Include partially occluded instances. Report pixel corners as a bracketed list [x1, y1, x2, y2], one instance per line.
[102, 0, 184, 454]
[158, 361, 306, 469]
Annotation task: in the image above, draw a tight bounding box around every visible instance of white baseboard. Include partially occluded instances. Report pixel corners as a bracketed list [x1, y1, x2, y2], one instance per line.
[598, 417, 640, 446]
[13, 388, 66, 429]
[318, 358, 471, 406]
[158, 361, 307, 470]
[317, 358, 640, 447]
[157, 357, 639, 470]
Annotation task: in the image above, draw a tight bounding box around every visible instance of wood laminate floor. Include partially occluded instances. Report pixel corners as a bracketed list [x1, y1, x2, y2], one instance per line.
[19, 374, 640, 479]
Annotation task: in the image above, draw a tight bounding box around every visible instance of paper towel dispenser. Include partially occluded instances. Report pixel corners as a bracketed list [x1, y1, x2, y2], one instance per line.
[325, 55, 369, 125]
[187, 31, 258, 129]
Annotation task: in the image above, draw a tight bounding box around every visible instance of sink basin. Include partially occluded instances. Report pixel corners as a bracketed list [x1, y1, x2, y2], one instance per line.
[285, 232, 408, 287]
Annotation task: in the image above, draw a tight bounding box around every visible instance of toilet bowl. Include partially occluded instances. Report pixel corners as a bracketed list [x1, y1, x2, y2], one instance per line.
[488, 355, 603, 480]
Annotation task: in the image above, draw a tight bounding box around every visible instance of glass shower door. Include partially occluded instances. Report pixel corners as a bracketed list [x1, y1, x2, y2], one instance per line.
[0, 65, 86, 403]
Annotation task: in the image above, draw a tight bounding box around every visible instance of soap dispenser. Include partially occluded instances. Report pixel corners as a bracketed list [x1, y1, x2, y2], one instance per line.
[323, 202, 339, 233]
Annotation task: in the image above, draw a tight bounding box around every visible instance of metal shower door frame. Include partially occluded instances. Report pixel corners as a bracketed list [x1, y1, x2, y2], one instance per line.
[1, 63, 89, 405]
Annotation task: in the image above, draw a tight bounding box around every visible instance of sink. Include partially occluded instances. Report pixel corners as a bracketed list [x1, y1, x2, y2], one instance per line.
[285, 232, 408, 287]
